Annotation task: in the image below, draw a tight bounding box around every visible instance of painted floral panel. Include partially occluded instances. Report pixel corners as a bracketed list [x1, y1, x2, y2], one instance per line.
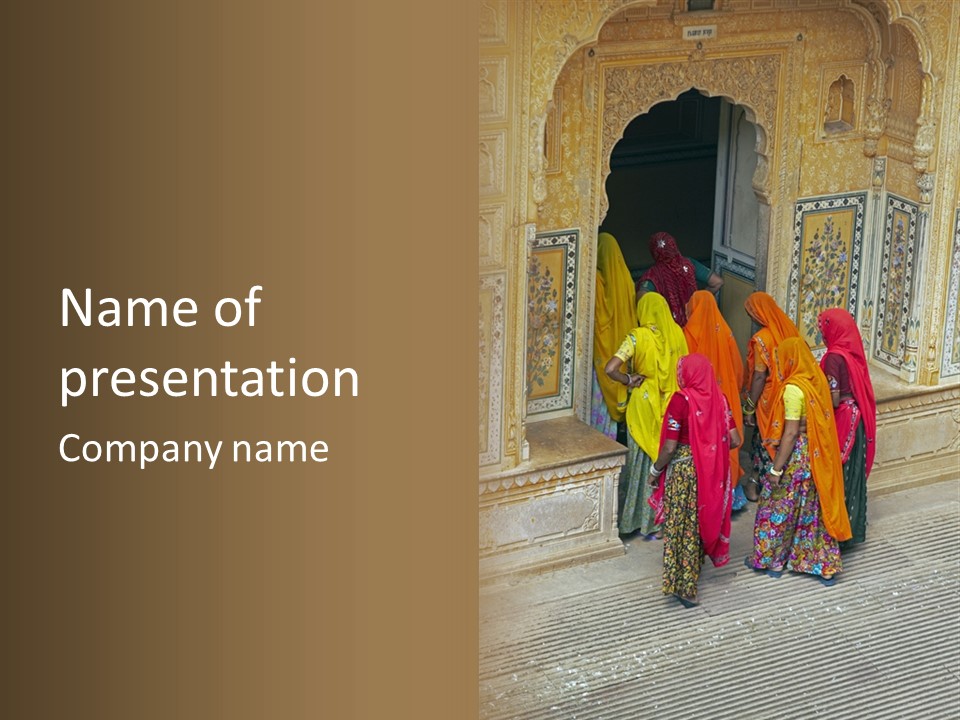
[797, 208, 856, 348]
[875, 195, 918, 369]
[880, 210, 910, 357]
[527, 248, 564, 399]
[789, 194, 864, 353]
[527, 230, 579, 416]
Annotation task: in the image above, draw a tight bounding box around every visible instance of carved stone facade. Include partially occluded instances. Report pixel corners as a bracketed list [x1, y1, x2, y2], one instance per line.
[479, 0, 960, 580]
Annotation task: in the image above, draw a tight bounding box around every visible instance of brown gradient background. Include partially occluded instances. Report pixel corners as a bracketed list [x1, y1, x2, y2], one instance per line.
[4, 2, 477, 718]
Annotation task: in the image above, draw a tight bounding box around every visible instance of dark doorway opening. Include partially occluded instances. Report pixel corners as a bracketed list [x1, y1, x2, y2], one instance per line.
[602, 88, 721, 283]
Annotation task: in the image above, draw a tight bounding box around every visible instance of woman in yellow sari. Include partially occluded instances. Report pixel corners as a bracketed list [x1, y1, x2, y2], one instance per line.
[591, 232, 637, 440]
[604, 292, 688, 537]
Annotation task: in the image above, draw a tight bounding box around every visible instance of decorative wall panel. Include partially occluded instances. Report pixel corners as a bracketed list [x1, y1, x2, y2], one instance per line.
[527, 230, 579, 416]
[942, 209, 960, 379]
[875, 195, 919, 369]
[478, 0, 507, 46]
[479, 57, 507, 124]
[479, 203, 505, 269]
[789, 193, 865, 350]
[479, 273, 506, 467]
[479, 131, 505, 197]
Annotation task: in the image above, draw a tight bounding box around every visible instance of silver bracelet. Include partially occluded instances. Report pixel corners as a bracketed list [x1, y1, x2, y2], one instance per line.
[649, 465, 663, 477]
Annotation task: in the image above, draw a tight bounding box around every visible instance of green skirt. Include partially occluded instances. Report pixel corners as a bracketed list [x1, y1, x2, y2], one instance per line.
[618, 432, 659, 536]
[842, 419, 868, 545]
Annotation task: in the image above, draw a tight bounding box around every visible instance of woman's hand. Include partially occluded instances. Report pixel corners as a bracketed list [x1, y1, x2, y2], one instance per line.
[627, 373, 646, 389]
[764, 464, 787, 485]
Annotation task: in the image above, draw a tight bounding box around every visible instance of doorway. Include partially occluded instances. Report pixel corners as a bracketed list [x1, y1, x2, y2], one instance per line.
[600, 89, 760, 355]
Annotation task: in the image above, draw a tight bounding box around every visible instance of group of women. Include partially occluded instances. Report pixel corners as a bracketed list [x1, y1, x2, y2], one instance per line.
[592, 231, 876, 608]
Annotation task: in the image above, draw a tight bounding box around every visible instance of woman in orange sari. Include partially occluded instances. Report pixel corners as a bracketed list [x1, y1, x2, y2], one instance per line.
[683, 290, 746, 510]
[744, 337, 851, 585]
[742, 292, 801, 501]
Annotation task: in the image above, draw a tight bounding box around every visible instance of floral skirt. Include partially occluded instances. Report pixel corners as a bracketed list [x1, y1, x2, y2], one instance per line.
[842, 419, 868, 545]
[751, 434, 842, 578]
[661, 445, 701, 601]
[619, 432, 658, 536]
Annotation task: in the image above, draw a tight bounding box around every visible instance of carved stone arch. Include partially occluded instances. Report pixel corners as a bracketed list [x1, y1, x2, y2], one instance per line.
[597, 57, 779, 221]
[851, 0, 938, 167]
[526, 1, 671, 216]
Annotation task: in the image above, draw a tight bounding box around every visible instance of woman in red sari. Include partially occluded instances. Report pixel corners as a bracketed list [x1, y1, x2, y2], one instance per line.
[818, 308, 877, 546]
[635, 232, 698, 326]
[647, 353, 741, 608]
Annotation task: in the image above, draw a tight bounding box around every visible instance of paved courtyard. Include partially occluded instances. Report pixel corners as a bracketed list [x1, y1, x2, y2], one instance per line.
[480, 479, 960, 719]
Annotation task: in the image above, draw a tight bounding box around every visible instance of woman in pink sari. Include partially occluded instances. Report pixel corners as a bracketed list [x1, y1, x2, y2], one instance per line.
[648, 353, 741, 608]
[818, 309, 877, 545]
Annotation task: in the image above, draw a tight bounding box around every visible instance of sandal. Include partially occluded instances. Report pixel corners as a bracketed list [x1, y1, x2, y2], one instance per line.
[731, 485, 748, 511]
[744, 557, 782, 578]
[676, 595, 699, 609]
[819, 575, 837, 587]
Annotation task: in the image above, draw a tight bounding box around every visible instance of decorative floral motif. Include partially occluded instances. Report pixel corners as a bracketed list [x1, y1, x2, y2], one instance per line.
[881, 216, 908, 354]
[527, 231, 579, 416]
[876, 196, 918, 369]
[800, 215, 849, 345]
[790, 195, 865, 349]
[941, 208, 960, 378]
[526, 253, 561, 396]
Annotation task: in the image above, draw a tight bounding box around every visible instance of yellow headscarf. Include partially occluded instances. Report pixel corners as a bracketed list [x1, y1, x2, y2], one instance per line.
[625, 292, 689, 459]
[593, 232, 637, 421]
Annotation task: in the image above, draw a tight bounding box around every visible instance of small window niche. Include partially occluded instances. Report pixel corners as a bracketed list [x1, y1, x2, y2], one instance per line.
[824, 75, 856, 135]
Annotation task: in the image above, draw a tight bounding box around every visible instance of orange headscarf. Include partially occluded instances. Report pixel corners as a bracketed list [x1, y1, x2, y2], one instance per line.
[684, 290, 745, 485]
[770, 337, 851, 542]
[744, 292, 800, 455]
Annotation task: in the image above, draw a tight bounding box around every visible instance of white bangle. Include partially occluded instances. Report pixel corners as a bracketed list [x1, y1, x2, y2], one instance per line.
[649, 465, 663, 477]
[768, 465, 783, 477]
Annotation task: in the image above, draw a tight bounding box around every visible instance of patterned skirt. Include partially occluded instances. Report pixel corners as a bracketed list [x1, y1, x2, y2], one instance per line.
[661, 445, 701, 601]
[842, 419, 868, 545]
[750, 434, 842, 578]
[618, 432, 658, 536]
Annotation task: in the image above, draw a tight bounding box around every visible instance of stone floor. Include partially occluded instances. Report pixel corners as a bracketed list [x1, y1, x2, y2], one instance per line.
[480, 479, 960, 719]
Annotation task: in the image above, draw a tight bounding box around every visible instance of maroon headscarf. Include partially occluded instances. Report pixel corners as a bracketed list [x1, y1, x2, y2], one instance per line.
[818, 309, 877, 478]
[637, 232, 697, 326]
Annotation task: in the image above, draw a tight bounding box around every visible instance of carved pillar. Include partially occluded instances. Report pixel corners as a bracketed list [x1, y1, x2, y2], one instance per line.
[900, 172, 935, 384]
[860, 157, 887, 354]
